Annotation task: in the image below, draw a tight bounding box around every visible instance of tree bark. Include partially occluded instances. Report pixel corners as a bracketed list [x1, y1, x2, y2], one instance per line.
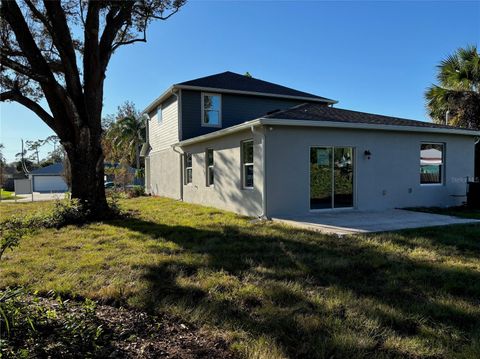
[64, 124, 108, 216]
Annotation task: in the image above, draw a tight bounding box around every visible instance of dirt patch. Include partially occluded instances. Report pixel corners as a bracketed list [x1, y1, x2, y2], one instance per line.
[3, 294, 236, 359]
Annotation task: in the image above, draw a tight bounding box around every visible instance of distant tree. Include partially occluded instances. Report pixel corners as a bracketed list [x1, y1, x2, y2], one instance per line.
[244, 72, 253, 78]
[42, 135, 64, 165]
[425, 45, 480, 178]
[104, 102, 145, 169]
[0, 143, 4, 165]
[15, 158, 35, 173]
[25, 139, 44, 165]
[1, 1, 185, 215]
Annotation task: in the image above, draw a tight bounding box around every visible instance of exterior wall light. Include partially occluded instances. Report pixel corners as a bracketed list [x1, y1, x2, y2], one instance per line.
[364, 150, 372, 160]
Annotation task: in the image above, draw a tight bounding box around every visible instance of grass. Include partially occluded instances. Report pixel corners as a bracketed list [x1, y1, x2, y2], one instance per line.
[0, 189, 22, 201]
[1, 197, 480, 358]
[408, 206, 480, 220]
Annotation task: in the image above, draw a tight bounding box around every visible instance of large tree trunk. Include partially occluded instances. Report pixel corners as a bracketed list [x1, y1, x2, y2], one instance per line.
[65, 125, 108, 216]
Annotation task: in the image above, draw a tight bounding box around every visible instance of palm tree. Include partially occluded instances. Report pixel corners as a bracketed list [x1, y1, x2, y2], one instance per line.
[110, 115, 146, 169]
[425, 45, 480, 128]
[425, 45, 480, 179]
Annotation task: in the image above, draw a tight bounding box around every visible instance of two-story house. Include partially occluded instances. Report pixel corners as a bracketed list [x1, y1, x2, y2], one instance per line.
[141, 71, 478, 218]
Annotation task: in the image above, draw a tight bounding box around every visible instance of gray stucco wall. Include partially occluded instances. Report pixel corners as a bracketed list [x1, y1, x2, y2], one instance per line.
[180, 129, 264, 216]
[181, 90, 309, 140]
[265, 126, 475, 217]
[147, 148, 181, 199]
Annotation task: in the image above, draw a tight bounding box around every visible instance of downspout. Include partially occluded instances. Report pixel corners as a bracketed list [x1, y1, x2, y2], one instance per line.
[171, 88, 183, 201]
[251, 125, 267, 219]
[172, 143, 184, 201]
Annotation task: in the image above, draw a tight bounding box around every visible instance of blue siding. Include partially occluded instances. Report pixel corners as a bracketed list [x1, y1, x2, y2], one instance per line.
[181, 90, 317, 140]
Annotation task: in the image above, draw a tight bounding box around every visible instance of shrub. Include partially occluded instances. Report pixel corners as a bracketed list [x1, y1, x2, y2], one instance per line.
[129, 185, 145, 198]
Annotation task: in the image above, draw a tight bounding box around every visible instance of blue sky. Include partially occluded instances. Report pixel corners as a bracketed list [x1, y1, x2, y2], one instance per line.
[1, 0, 479, 162]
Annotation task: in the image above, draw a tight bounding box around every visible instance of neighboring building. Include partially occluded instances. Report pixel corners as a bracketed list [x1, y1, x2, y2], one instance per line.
[28, 162, 140, 193]
[1, 165, 26, 191]
[142, 71, 478, 217]
[29, 163, 68, 193]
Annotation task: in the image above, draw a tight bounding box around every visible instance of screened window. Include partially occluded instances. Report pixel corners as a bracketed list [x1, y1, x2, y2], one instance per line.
[202, 93, 221, 127]
[206, 149, 214, 186]
[420, 143, 444, 184]
[184, 153, 192, 185]
[157, 105, 163, 124]
[242, 140, 254, 189]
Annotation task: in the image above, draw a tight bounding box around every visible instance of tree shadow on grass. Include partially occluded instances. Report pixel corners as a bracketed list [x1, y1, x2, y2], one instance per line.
[108, 216, 480, 358]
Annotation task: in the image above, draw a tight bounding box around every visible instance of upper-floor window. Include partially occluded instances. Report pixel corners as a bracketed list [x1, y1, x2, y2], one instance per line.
[420, 143, 444, 184]
[206, 148, 214, 186]
[202, 93, 221, 127]
[242, 140, 254, 189]
[157, 104, 163, 124]
[184, 153, 192, 185]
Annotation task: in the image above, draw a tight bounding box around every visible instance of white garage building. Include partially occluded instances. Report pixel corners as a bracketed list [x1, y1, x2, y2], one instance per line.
[29, 163, 68, 193]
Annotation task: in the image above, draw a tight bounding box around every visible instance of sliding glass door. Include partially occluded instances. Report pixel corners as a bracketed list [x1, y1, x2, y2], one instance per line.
[310, 147, 354, 210]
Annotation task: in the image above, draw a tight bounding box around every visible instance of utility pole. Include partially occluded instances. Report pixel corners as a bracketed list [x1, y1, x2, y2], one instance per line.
[21, 139, 29, 175]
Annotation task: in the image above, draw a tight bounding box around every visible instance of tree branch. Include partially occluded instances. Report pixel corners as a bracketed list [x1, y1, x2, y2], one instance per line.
[1, 54, 50, 83]
[112, 26, 147, 52]
[99, 1, 135, 71]
[0, 90, 56, 130]
[1, 0, 57, 85]
[42, 0, 83, 101]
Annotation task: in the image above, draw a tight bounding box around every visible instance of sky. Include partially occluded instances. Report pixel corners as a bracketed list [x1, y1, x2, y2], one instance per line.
[1, 0, 479, 162]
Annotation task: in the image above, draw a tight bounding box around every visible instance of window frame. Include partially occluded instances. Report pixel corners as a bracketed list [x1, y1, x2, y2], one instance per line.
[206, 148, 214, 187]
[201, 92, 222, 128]
[420, 142, 445, 186]
[184, 152, 193, 185]
[241, 139, 254, 190]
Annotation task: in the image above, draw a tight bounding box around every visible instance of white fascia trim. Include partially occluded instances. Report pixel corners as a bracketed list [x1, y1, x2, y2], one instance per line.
[175, 85, 337, 104]
[260, 118, 480, 136]
[142, 85, 175, 115]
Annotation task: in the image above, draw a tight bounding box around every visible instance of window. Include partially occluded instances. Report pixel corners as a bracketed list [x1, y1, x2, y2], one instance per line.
[420, 143, 444, 184]
[206, 149, 214, 186]
[157, 105, 163, 124]
[242, 140, 254, 189]
[202, 93, 221, 127]
[184, 153, 192, 185]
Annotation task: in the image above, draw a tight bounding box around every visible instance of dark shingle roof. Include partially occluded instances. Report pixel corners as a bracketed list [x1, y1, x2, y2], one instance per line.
[29, 163, 64, 175]
[177, 71, 335, 103]
[263, 103, 464, 130]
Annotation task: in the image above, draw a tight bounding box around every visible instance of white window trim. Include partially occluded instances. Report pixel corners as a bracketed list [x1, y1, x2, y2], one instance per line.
[201, 92, 222, 128]
[206, 148, 214, 187]
[420, 142, 445, 186]
[241, 139, 254, 190]
[184, 153, 192, 185]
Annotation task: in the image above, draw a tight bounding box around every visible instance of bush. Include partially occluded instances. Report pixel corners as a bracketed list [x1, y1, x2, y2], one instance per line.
[129, 185, 145, 198]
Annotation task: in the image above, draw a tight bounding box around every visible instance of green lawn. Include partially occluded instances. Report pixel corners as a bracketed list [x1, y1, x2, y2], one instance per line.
[409, 206, 480, 220]
[0, 189, 22, 201]
[1, 197, 479, 358]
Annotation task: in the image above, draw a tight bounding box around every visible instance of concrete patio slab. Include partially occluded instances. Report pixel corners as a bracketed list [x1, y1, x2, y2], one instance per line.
[272, 209, 479, 235]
